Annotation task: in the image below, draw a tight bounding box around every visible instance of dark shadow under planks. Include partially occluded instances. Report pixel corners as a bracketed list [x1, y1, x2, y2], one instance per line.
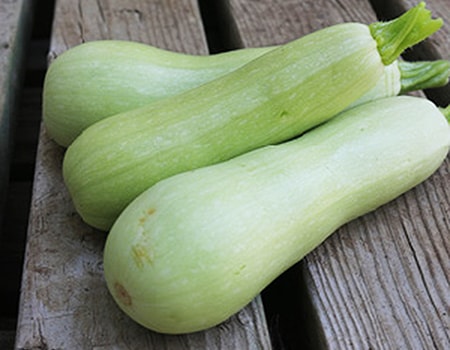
[0, 1, 53, 345]
[14, 1, 272, 349]
[225, 0, 449, 349]
[0, 0, 34, 238]
[0, 88, 42, 320]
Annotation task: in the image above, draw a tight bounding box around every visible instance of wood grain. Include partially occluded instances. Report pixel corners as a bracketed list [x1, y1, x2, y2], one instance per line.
[225, 0, 377, 48]
[227, 0, 449, 348]
[14, 1, 271, 349]
[48, 0, 210, 57]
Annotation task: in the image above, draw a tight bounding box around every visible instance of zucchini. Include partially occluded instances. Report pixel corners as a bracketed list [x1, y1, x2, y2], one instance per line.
[43, 42, 274, 147]
[103, 96, 450, 334]
[43, 40, 450, 147]
[63, 3, 443, 231]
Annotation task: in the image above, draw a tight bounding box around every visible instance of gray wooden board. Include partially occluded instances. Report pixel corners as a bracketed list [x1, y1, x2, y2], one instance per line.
[226, 0, 377, 47]
[0, 0, 34, 235]
[227, 0, 449, 348]
[14, 1, 271, 349]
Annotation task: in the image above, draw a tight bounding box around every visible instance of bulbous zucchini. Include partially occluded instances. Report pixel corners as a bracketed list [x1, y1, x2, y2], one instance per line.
[63, 3, 443, 230]
[103, 96, 450, 334]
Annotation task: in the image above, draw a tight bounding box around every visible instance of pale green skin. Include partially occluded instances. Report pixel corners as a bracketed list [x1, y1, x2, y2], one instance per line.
[103, 96, 450, 334]
[43, 41, 274, 147]
[64, 23, 388, 231]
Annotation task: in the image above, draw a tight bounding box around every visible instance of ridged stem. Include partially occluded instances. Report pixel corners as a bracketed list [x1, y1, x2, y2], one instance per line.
[369, 2, 443, 65]
[399, 60, 450, 93]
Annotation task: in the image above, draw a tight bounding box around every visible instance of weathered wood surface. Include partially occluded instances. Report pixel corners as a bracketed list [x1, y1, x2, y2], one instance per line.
[228, 0, 449, 349]
[0, 0, 33, 235]
[14, 1, 271, 349]
[225, 0, 377, 47]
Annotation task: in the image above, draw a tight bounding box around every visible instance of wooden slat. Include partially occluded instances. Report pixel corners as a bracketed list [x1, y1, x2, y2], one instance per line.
[226, 0, 449, 349]
[0, 0, 33, 234]
[48, 0, 210, 56]
[225, 0, 377, 47]
[14, 1, 271, 349]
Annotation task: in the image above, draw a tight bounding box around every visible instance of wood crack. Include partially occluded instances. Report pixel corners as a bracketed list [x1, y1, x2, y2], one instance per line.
[77, 1, 85, 43]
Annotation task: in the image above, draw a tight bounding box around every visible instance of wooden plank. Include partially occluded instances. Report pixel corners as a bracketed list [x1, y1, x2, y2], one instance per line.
[14, 1, 271, 349]
[48, 0, 210, 57]
[0, 0, 34, 234]
[226, 0, 449, 349]
[224, 0, 377, 47]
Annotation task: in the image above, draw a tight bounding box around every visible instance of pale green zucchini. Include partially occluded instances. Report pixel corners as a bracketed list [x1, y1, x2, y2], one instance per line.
[103, 96, 450, 334]
[63, 3, 442, 231]
[43, 39, 450, 147]
[43, 42, 274, 147]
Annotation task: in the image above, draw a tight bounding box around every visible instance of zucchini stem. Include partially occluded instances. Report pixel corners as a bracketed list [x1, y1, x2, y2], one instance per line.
[399, 60, 450, 93]
[369, 2, 443, 65]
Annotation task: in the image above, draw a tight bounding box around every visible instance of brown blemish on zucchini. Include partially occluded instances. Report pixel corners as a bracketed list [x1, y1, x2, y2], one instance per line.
[131, 243, 153, 268]
[114, 282, 132, 307]
[139, 207, 156, 225]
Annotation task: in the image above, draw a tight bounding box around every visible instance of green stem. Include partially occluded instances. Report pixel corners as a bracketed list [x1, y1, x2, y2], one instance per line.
[369, 2, 443, 65]
[439, 105, 450, 123]
[399, 60, 450, 93]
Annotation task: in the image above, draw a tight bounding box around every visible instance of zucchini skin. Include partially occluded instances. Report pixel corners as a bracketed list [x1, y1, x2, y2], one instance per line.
[43, 41, 274, 147]
[103, 96, 450, 334]
[64, 23, 386, 231]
